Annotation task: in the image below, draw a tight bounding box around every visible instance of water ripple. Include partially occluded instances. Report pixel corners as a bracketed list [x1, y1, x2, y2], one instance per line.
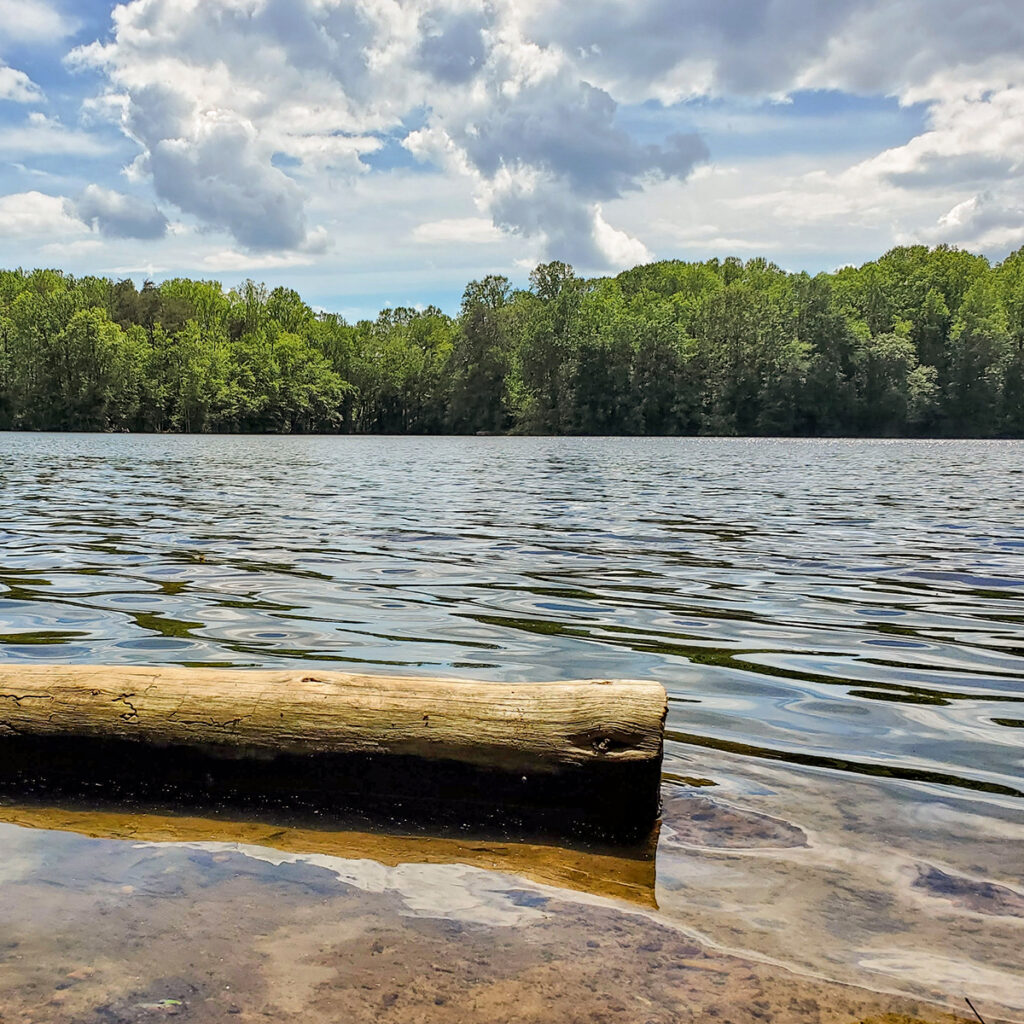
[1, 434, 1022, 801]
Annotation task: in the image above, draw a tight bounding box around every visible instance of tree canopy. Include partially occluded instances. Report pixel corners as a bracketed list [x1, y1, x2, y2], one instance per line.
[1, 245, 1022, 436]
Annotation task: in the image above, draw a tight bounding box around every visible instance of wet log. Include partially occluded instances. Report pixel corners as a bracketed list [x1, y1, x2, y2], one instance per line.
[0, 665, 667, 770]
[0, 666, 667, 841]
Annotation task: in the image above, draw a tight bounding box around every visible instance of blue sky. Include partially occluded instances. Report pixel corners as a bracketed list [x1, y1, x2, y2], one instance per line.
[1, 0, 1022, 319]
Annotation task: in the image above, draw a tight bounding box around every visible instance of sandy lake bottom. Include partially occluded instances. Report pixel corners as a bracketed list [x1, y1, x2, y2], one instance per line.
[1, 745, 1021, 1024]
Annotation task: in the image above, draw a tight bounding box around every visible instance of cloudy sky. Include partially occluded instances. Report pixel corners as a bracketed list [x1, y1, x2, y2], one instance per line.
[1, 0, 1022, 318]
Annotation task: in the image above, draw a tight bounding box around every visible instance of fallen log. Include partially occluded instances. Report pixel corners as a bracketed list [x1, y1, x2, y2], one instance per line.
[0, 666, 667, 841]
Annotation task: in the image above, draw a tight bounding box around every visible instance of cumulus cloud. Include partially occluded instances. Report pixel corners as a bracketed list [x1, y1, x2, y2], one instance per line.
[0, 0, 73, 46]
[69, 0, 707, 267]
[919, 191, 1024, 252]
[523, 0, 855, 102]
[798, 2, 1024, 98]
[415, 8, 488, 85]
[201, 248, 320, 272]
[523, 0, 1024, 104]
[750, 66, 1024, 256]
[55, 0, 1024, 269]
[67, 184, 168, 240]
[522, 0, 1024, 258]
[69, 0, 414, 253]
[0, 190, 88, 238]
[130, 98, 307, 250]
[0, 63, 43, 103]
[851, 82, 1024, 190]
[406, 35, 708, 265]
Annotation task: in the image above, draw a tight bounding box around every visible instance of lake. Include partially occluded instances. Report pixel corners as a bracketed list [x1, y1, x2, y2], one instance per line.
[1, 434, 1022, 1022]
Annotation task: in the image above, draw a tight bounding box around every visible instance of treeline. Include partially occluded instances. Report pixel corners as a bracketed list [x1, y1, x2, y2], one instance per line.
[1, 245, 1022, 436]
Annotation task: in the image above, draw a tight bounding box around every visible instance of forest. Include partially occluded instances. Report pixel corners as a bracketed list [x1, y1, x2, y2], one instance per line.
[1, 244, 1022, 437]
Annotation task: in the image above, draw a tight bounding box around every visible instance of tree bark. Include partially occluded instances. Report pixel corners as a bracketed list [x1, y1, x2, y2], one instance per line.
[0, 665, 665, 770]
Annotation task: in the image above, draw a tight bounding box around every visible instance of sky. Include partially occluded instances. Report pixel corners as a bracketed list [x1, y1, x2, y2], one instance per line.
[0, 0, 1023, 320]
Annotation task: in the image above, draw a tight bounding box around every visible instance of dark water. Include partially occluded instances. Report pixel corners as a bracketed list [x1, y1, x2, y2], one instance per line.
[2, 434, 1023, 1020]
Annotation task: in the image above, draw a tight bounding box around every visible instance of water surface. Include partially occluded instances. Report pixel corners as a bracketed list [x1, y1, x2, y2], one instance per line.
[1, 434, 1022, 1021]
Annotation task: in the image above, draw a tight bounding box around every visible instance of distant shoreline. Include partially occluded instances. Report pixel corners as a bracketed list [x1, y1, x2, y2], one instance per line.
[2, 245, 1022, 439]
[3, 428, 1021, 440]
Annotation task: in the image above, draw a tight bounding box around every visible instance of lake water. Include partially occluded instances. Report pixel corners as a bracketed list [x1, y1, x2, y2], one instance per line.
[1, 434, 1022, 1023]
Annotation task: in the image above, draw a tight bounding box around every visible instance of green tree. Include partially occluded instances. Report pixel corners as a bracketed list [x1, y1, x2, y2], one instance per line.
[854, 332, 919, 435]
[0, 247, 1021, 438]
[448, 276, 513, 433]
[946, 278, 1009, 435]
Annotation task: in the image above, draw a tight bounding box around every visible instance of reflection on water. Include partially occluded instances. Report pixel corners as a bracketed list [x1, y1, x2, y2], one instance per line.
[0, 801, 660, 906]
[1, 434, 1023, 1020]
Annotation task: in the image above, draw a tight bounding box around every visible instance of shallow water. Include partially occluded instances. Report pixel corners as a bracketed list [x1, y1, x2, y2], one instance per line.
[1, 434, 1022, 1022]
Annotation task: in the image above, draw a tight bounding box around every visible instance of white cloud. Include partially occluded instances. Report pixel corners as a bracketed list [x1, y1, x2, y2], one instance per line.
[0, 0, 73, 46]
[798, 4, 1024, 98]
[412, 217, 502, 244]
[68, 0, 706, 267]
[0, 190, 87, 238]
[68, 184, 169, 240]
[848, 82, 1024, 190]
[920, 191, 1024, 252]
[201, 249, 320, 272]
[0, 0, 1019, 283]
[518, 0, 1024, 263]
[604, 154, 952, 269]
[137, 103, 310, 250]
[725, 73, 1024, 258]
[405, 28, 708, 266]
[0, 63, 43, 102]
[0, 112, 108, 156]
[592, 206, 652, 266]
[524, 0, 1024, 106]
[38, 238, 104, 259]
[522, 0, 854, 102]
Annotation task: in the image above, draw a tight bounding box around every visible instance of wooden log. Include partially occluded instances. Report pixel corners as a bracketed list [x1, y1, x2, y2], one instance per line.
[0, 665, 666, 770]
[0, 666, 667, 840]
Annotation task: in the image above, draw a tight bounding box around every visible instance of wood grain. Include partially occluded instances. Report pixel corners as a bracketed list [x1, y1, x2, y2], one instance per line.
[0, 665, 667, 776]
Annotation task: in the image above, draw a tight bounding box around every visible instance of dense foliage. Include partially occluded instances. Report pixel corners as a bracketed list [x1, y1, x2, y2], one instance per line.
[2, 245, 1022, 436]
